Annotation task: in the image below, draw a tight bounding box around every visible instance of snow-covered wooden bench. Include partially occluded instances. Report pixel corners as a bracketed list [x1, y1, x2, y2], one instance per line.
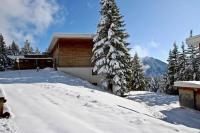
[0, 89, 10, 118]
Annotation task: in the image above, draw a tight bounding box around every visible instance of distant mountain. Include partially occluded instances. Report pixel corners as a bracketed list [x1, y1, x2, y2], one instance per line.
[142, 57, 167, 77]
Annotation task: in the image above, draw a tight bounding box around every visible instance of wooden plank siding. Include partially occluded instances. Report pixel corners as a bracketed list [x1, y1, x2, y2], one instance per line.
[195, 90, 200, 110]
[179, 88, 195, 109]
[178, 87, 200, 111]
[51, 38, 94, 67]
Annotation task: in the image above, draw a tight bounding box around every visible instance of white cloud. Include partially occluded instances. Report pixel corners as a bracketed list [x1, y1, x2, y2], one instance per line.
[143, 64, 151, 72]
[86, 0, 94, 9]
[129, 40, 168, 62]
[130, 45, 149, 57]
[150, 40, 160, 48]
[0, 0, 60, 46]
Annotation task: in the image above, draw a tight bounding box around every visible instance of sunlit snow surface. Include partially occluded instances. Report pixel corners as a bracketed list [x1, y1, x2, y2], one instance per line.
[0, 69, 199, 133]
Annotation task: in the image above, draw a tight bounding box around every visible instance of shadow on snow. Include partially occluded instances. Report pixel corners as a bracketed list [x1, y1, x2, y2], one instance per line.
[127, 92, 200, 130]
[0, 70, 98, 91]
[161, 107, 200, 129]
[127, 92, 178, 106]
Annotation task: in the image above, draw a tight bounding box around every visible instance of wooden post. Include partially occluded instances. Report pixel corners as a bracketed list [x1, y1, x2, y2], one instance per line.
[199, 43, 200, 53]
[0, 98, 5, 115]
[58, 43, 60, 66]
[0, 89, 10, 118]
[16, 58, 20, 75]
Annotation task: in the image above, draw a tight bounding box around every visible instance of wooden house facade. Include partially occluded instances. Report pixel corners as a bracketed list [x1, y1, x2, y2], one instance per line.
[48, 34, 101, 84]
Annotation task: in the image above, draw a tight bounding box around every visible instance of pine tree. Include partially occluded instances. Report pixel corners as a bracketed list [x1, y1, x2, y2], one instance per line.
[186, 44, 199, 80]
[92, 0, 132, 96]
[21, 40, 33, 55]
[177, 43, 187, 81]
[11, 41, 20, 55]
[0, 34, 6, 55]
[195, 47, 200, 80]
[0, 34, 8, 70]
[171, 42, 180, 80]
[35, 47, 41, 54]
[166, 43, 180, 95]
[5, 45, 12, 55]
[159, 74, 168, 93]
[147, 77, 161, 92]
[166, 50, 175, 94]
[131, 53, 146, 91]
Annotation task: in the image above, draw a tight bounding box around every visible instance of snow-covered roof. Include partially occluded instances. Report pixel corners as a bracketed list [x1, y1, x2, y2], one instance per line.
[7, 55, 24, 60]
[186, 34, 200, 46]
[7, 55, 53, 60]
[48, 33, 94, 52]
[174, 81, 200, 89]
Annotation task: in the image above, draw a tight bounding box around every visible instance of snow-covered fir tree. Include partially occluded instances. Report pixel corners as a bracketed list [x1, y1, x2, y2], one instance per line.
[7, 41, 20, 56]
[21, 40, 33, 55]
[166, 50, 175, 94]
[159, 74, 168, 93]
[11, 41, 20, 55]
[92, 0, 132, 96]
[186, 44, 200, 80]
[131, 53, 146, 91]
[0, 34, 8, 70]
[35, 47, 41, 54]
[177, 43, 187, 81]
[0, 34, 6, 55]
[171, 42, 180, 80]
[166, 43, 180, 95]
[195, 47, 200, 81]
[5, 45, 12, 55]
[146, 77, 161, 92]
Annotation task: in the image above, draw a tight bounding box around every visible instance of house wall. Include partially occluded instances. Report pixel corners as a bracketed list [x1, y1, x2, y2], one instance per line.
[196, 90, 200, 110]
[178, 87, 200, 111]
[52, 44, 59, 66]
[51, 39, 93, 67]
[178, 88, 195, 109]
[50, 38, 101, 84]
[58, 67, 102, 84]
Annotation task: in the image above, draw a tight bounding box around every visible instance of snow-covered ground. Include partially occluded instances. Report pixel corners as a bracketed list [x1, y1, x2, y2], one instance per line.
[0, 69, 199, 133]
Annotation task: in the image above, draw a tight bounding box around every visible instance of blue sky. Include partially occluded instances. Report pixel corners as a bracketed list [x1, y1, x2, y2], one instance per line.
[1, 0, 200, 62]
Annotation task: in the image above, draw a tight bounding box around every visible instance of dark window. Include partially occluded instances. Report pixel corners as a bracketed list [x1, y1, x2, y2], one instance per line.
[92, 69, 97, 75]
[92, 83, 98, 86]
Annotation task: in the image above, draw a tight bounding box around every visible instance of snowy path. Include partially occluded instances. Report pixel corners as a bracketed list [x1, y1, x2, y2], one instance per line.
[0, 69, 199, 133]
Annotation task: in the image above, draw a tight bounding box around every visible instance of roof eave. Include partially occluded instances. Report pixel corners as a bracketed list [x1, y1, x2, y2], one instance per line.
[174, 81, 200, 89]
